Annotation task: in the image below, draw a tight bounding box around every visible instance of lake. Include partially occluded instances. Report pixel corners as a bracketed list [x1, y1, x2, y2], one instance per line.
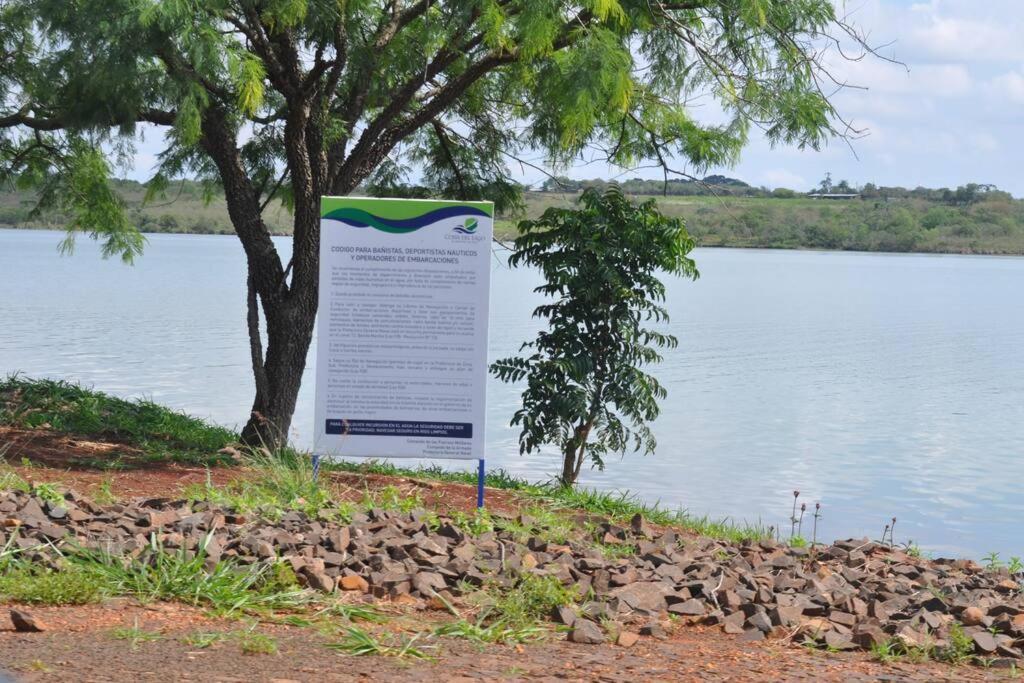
[2, 228, 1022, 559]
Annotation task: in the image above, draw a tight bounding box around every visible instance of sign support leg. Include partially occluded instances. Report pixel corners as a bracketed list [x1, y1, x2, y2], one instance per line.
[312, 453, 321, 483]
[476, 459, 485, 509]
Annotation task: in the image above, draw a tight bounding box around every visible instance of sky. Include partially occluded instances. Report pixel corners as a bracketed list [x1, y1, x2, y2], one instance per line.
[550, 0, 1024, 195]
[126, 0, 1024, 196]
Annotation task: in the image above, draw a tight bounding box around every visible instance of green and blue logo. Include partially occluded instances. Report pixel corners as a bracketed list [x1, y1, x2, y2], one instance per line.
[322, 205, 489, 234]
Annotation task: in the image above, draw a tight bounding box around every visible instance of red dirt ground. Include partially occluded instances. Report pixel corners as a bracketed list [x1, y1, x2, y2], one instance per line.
[0, 427, 1012, 681]
[0, 601, 1002, 682]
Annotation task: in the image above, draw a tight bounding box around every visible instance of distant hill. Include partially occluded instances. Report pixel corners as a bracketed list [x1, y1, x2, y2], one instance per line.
[0, 179, 293, 236]
[538, 175, 752, 196]
[4, 177, 1024, 255]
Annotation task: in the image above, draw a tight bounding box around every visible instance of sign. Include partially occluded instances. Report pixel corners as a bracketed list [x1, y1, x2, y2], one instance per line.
[314, 197, 493, 461]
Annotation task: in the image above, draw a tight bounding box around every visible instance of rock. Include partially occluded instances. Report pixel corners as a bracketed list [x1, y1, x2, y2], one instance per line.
[769, 605, 804, 627]
[917, 609, 942, 630]
[569, 620, 605, 645]
[304, 571, 335, 593]
[867, 600, 889, 621]
[609, 582, 669, 614]
[553, 606, 577, 626]
[668, 599, 705, 616]
[738, 628, 764, 642]
[797, 618, 833, 639]
[852, 625, 888, 649]
[828, 610, 856, 628]
[616, 631, 640, 648]
[723, 621, 746, 635]
[412, 571, 447, 596]
[746, 611, 773, 633]
[972, 631, 998, 653]
[639, 621, 666, 639]
[962, 606, 986, 626]
[629, 513, 652, 539]
[10, 609, 46, 632]
[339, 575, 369, 592]
[824, 631, 857, 650]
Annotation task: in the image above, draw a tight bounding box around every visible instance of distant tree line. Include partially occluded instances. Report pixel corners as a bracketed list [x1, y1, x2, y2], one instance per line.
[539, 173, 1015, 206]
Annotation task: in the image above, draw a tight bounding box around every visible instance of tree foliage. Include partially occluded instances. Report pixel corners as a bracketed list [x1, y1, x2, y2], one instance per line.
[0, 0, 876, 445]
[491, 186, 697, 486]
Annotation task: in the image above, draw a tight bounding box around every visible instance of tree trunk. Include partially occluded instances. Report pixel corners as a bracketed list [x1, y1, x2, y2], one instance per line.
[240, 280, 317, 450]
[559, 422, 593, 487]
[559, 448, 578, 488]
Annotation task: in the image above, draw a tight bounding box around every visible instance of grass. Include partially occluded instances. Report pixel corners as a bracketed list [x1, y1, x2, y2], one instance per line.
[0, 375, 236, 466]
[870, 623, 978, 666]
[236, 627, 278, 655]
[0, 565, 106, 605]
[326, 459, 771, 543]
[182, 449, 344, 520]
[111, 620, 163, 649]
[4, 376, 771, 548]
[433, 617, 547, 645]
[183, 631, 227, 649]
[327, 626, 433, 659]
[0, 533, 314, 615]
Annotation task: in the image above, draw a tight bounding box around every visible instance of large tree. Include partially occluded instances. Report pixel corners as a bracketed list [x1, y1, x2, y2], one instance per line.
[0, 0, 875, 447]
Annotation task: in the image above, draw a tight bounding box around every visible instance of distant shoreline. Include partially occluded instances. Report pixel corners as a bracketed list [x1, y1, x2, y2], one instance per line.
[5, 222, 1024, 258]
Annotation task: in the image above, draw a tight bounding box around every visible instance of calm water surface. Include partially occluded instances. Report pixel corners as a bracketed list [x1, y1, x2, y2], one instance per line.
[2, 228, 1022, 558]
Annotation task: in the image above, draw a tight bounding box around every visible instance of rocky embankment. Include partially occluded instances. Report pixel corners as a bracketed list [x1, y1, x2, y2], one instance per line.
[2, 488, 1023, 664]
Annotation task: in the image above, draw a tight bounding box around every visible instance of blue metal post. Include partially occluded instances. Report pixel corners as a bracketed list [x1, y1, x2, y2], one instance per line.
[312, 453, 321, 483]
[476, 459, 485, 509]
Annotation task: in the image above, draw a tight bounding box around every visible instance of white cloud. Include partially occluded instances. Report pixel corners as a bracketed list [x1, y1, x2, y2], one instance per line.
[906, 15, 1024, 62]
[835, 59, 971, 98]
[988, 67, 1024, 104]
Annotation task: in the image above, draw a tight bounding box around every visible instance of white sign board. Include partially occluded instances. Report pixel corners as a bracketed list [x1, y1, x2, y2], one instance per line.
[314, 197, 493, 460]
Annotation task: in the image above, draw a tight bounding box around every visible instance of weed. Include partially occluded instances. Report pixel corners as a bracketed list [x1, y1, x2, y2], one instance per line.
[360, 485, 423, 514]
[595, 542, 639, 560]
[71, 538, 314, 616]
[183, 631, 226, 649]
[904, 542, 924, 559]
[314, 601, 385, 624]
[0, 565, 106, 605]
[449, 508, 496, 536]
[93, 478, 118, 505]
[789, 536, 807, 549]
[26, 660, 51, 673]
[937, 623, 975, 665]
[1009, 557, 1023, 576]
[111, 620, 163, 650]
[236, 627, 278, 655]
[984, 552, 1004, 571]
[183, 452, 334, 520]
[31, 483, 64, 506]
[491, 574, 578, 628]
[327, 626, 433, 659]
[433, 617, 547, 645]
[0, 464, 30, 493]
[870, 639, 900, 663]
[492, 505, 575, 546]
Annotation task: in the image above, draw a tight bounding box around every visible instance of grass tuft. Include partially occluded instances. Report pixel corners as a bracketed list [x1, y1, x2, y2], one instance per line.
[111, 620, 163, 650]
[0, 565, 106, 605]
[70, 539, 314, 616]
[327, 626, 433, 659]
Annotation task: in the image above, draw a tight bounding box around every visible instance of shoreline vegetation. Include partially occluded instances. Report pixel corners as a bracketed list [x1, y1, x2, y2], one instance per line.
[3, 376, 1024, 675]
[3, 177, 1024, 256]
